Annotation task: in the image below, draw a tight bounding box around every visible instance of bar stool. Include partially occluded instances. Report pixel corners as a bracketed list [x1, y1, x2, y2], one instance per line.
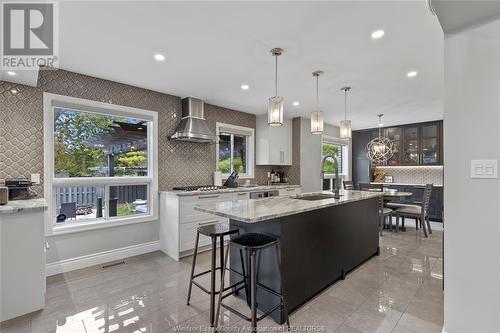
[215, 233, 290, 331]
[187, 223, 247, 327]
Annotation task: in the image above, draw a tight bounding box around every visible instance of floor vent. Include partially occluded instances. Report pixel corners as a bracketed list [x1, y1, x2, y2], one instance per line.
[101, 261, 126, 269]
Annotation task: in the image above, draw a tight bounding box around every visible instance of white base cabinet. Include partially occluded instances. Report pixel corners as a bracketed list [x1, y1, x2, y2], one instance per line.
[160, 192, 249, 261]
[1, 210, 45, 322]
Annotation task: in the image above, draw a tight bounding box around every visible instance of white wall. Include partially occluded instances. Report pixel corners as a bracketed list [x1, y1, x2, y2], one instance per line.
[444, 19, 500, 333]
[45, 221, 159, 265]
[298, 118, 345, 192]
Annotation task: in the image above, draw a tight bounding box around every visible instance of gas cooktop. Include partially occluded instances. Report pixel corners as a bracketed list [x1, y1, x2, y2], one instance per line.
[172, 185, 227, 192]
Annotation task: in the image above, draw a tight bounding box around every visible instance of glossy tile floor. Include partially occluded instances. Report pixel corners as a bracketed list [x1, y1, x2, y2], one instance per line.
[1, 221, 443, 333]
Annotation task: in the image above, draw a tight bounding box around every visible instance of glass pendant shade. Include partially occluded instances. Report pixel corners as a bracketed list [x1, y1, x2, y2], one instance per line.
[310, 110, 324, 134]
[268, 96, 284, 126]
[340, 119, 352, 139]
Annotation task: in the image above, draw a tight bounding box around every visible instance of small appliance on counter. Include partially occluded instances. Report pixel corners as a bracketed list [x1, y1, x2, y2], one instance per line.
[223, 172, 239, 188]
[5, 178, 37, 200]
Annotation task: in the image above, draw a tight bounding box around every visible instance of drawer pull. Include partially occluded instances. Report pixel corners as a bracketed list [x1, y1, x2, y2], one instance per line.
[286, 188, 295, 191]
[237, 193, 247, 195]
[198, 195, 220, 199]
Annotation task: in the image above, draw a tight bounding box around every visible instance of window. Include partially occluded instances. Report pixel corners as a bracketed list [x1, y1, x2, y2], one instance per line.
[322, 143, 344, 174]
[216, 123, 254, 178]
[322, 138, 348, 191]
[44, 93, 158, 232]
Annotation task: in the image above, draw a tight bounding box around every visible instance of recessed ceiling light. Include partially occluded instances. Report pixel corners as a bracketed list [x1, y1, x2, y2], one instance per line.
[407, 71, 418, 78]
[154, 53, 165, 61]
[240, 84, 249, 90]
[292, 101, 300, 106]
[7, 71, 17, 76]
[10, 89, 17, 94]
[371, 30, 385, 39]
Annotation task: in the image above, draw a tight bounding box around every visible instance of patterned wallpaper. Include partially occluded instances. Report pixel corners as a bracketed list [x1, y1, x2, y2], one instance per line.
[0, 69, 299, 197]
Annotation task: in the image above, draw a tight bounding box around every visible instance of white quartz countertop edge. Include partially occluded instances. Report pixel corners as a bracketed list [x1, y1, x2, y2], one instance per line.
[194, 190, 381, 223]
[0, 198, 48, 214]
[161, 184, 300, 196]
[370, 182, 443, 187]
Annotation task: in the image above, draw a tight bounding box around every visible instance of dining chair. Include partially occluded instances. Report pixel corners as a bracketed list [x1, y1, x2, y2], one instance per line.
[343, 180, 354, 190]
[60, 202, 77, 220]
[395, 184, 433, 237]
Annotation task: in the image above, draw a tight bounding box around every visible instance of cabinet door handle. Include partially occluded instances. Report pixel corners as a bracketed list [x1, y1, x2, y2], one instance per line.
[280, 151, 284, 163]
[286, 188, 295, 191]
[198, 195, 220, 199]
[237, 193, 247, 196]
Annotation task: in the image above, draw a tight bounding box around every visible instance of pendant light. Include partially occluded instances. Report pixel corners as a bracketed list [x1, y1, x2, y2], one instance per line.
[366, 114, 394, 163]
[268, 48, 284, 126]
[339, 86, 352, 139]
[310, 70, 324, 134]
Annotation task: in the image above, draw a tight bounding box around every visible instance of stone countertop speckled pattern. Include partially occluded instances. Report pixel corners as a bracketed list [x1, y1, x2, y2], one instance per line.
[0, 198, 48, 214]
[194, 190, 381, 223]
[162, 184, 300, 196]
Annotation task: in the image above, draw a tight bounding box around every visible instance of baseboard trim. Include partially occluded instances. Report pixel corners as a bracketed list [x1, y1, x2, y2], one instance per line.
[45, 240, 160, 276]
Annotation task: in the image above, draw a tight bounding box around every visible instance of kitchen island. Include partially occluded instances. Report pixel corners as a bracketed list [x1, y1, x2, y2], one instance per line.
[195, 190, 381, 324]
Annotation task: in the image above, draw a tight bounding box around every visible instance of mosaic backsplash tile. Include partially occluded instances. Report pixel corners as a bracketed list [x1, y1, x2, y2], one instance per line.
[374, 166, 443, 186]
[0, 69, 299, 197]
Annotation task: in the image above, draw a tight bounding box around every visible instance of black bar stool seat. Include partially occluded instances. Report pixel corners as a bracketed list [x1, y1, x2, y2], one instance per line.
[186, 222, 246, 327]
[199, 223, 240, 238]
[215, 232, 290, 331]
[231, 232, 278, 249]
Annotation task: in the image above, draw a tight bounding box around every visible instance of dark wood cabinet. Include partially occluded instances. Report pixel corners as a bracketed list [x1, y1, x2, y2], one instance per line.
[353, 121, 443, 167]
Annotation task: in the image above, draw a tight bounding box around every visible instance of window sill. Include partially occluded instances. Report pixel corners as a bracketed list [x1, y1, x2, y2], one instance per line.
[47, 214, 158, 236]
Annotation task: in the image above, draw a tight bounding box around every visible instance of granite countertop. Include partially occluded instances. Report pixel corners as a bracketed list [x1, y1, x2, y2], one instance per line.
[162, 184, 300, 196]
[194, 190, 381, 223]
[0, 198, 48, 214]
[370, 182, 443, 187]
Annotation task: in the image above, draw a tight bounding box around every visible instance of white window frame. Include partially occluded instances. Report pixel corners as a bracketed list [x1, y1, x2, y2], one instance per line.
[43, 93, 158, 235]
[322, 136, 349, 191]
[215, 122, 254, 179]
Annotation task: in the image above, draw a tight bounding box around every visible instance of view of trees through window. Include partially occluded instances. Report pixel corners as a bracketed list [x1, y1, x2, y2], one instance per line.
[218, 133, 247, 174]
[52, 107, 151, 225]
[54, 108, 148, 178]
[322, 143, 343, 174]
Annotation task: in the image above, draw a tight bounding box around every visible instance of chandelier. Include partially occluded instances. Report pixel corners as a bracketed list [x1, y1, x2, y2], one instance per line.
[366, 114, 394, 163]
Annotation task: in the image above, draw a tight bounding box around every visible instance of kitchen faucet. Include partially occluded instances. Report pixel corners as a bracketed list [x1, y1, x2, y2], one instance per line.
[321, 154, 341, 199]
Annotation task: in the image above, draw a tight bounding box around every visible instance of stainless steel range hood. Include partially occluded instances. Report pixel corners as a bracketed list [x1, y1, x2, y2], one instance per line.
[169, 97, 216, 143]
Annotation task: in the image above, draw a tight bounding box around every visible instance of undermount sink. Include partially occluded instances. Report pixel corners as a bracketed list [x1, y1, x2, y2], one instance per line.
[293, 193, 343, 201]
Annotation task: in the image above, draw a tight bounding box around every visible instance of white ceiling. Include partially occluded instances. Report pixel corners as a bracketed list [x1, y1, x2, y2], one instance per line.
[35, 1, 444, 129]
[432, 0, 500, 34]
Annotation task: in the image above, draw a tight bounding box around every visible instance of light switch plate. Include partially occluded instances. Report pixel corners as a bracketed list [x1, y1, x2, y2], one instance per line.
[471, 160, 498, 179]
[31, 173, 40, 184]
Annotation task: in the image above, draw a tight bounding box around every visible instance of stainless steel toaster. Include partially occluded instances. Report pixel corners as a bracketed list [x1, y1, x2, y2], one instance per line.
[0, 186, 8, 205]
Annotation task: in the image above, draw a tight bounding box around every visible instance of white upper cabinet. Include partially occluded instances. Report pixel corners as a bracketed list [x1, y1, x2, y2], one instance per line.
[256, 115, 292, 165]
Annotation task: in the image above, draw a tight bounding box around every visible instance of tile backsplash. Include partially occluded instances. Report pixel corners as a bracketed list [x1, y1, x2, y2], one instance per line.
[0, 69, 299, 197]
[374, 166, 443, 186]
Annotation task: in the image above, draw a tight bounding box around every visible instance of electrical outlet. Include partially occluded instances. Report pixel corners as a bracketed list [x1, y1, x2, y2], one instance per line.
[31, 173, 40, 184]
[471, 160, 498, 179]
